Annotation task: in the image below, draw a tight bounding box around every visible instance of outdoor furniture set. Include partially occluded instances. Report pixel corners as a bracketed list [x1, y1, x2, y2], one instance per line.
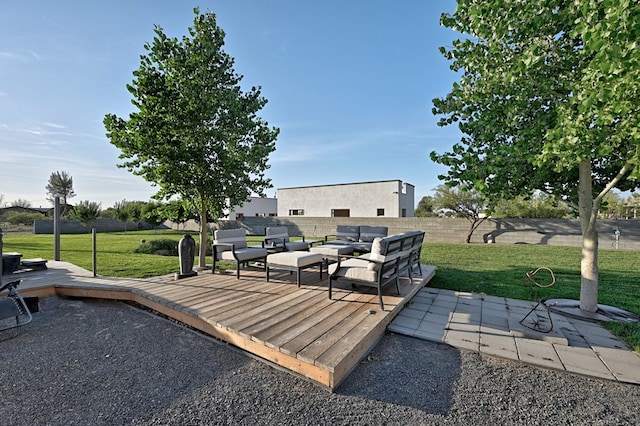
[211, 226, 425, 310]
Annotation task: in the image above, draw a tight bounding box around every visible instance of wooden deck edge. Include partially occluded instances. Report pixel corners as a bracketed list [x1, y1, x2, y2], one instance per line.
[54, 285, 135, 301]
[127, 290, 335, 389]
[329, 267, 436, 389]
[18, 285, 58, 299]
[13, 264, 438, 392]
[44, 283, 337, 388]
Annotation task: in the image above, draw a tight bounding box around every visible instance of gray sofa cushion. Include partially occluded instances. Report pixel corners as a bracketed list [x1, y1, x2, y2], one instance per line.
[359, 226, 388, 242]
[336, 225, 360, 242]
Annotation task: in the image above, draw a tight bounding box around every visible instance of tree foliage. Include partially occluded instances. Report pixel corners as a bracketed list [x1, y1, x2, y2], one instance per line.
[10, 198, 32, 208]
[113, 199, 133, 231]
[45, 171, 76, 215]
[431, 0, 640, 312]
[491, 192, 571, 219]
[415, 196, 436, 217]
[104, 8, 278, 268]
[142, 201, 166, 232]
[70, 200, 102, 228]
[161, 199, 192, 231]
[433, 185, 487, 243]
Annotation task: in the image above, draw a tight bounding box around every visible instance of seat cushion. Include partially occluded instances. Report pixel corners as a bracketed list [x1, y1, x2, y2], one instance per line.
[329, 258, 378, 282]
[310, 244, 354, 256]
[219, 247, 267, 262]
[268, 252, 323, 267]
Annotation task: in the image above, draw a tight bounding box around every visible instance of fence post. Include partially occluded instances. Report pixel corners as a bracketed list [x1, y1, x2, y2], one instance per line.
[54, 196, 61, 261]
[92, 228, 97, 277]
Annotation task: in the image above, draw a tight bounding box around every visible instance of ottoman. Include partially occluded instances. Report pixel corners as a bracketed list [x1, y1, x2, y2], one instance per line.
[266, 251, 324, 287]
[309, 244, 354, 265]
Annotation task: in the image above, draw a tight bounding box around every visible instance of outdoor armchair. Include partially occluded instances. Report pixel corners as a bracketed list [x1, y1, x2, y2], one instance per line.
[212, 228, 268, 279]
[263, 226, 310, 251]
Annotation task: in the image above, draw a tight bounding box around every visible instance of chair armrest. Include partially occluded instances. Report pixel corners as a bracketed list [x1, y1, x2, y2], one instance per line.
[212, 242, 236, 257]
[304, 238, 323, 247]
[264, 237, 285, 246]
[213, 242, 235, 249]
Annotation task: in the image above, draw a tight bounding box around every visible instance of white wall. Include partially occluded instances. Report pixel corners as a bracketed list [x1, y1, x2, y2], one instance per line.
[277, 180, 415, 217]
[224, 197, 277, 220]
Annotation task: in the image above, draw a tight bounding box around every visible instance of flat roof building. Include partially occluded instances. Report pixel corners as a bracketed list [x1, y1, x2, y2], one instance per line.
[277, 180, 414, 218]
[223, 196, 278, 220]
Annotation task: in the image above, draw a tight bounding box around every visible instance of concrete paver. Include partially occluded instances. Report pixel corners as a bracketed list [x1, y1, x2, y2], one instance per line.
[388, 287, 640, 385]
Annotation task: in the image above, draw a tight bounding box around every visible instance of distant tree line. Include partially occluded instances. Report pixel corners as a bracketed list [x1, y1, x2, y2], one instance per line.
[415, 186, 640, 243]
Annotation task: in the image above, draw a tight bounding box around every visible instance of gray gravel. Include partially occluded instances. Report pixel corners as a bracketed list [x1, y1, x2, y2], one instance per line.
[1, 296, 638, 425]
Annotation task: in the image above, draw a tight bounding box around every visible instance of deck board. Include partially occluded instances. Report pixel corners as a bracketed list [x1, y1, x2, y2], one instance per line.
[14, 260, 435, 390]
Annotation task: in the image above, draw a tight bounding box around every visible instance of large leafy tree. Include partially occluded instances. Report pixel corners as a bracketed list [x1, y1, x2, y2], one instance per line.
[104, 9, 278, 268]
[45, 170, 76, 216]
[431, 0, 640, 312]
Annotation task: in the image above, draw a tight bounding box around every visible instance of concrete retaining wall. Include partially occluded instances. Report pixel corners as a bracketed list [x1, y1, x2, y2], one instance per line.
[62, 216, 640, 250]
[218, 217, 640, 250]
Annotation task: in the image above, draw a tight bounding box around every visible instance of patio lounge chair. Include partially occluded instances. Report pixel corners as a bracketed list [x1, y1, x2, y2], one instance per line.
[212, 228, 268, 279]
[263, 226, 312, 251]
[0, 280, 32, 336]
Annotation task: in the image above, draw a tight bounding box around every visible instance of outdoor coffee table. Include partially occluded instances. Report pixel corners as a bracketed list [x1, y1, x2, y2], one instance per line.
[266, 251, 324, 287]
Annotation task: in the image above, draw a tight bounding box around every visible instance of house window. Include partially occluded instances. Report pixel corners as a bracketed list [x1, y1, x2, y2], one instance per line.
[377, 208, 385, 216]
[401, 208, 407, 217]
[331, 209, 350, 217]
[289, 209, 304, 216]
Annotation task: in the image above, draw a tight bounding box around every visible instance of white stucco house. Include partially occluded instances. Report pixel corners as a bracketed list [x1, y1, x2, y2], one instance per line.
[223, 196, 278, 220]
[277, 180, 415, 218]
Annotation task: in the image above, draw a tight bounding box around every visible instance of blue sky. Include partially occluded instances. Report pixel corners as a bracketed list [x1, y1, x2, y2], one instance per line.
[0, 0, 461, 209]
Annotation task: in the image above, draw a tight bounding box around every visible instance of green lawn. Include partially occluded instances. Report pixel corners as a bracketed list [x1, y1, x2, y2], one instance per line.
[3, 231, 639, 351]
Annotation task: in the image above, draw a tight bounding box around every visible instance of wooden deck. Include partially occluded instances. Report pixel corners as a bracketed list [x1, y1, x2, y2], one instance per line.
[10, 261, 436, 390]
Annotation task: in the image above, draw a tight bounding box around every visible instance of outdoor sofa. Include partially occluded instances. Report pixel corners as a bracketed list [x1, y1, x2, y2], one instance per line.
[324, 225, 388, 253]
[328, 230, 425, 310]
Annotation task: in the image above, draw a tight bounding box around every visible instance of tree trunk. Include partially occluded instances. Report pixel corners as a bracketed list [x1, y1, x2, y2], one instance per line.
[578, 159, 599, 313]
[198, 196, 208, 270]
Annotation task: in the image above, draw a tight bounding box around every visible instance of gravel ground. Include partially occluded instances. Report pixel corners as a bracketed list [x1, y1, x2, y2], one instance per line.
[1, 296, 639, 425]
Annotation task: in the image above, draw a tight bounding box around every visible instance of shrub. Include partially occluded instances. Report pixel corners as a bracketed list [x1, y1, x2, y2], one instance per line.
[134, 238, 179, 256]
[4, 212, 47, 226]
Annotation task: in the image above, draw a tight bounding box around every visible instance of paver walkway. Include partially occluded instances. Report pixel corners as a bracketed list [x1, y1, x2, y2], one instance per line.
[389, 287, 640, 385]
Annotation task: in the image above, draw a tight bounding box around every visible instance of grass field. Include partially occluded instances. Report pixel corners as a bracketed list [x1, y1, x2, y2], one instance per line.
[3, 230, 639, 351]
